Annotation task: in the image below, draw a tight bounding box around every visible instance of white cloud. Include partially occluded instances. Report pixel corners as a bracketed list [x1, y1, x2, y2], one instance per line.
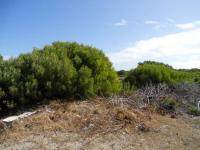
[113, 19, 128, 27]
[176, 23, 196, 29]
[144, 20, 159, 25]
[107, 28, 200, 70]
[175, 20, 200, 30]
[144, 20, 162, 30]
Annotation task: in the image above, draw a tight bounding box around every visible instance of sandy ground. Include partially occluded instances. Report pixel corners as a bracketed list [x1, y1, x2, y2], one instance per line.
[0, 98, 200, 150]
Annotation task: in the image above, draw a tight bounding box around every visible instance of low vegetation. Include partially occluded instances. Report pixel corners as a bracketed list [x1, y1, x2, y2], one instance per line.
[187, 105, 200, 116]
[159, 97, 177, 112]
[124, 61, 200, 88]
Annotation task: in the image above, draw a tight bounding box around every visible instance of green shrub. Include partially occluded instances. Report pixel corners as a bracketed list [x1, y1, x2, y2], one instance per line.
[125, 61, 191, 88]
[120, 82, 136, 95]
[187, 106, 200, 116]
[0, 42, 121, 112]
[51, 42, 121, 96]
[117, 70, 128, 77]
[77, 66, 94, 98]
[160, 97, 177, 111]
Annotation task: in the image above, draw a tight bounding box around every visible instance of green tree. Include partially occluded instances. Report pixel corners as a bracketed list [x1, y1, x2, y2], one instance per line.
[0, 42, 121, 113]
[77, 66, 94, 97]
[125, 61, 185, 87]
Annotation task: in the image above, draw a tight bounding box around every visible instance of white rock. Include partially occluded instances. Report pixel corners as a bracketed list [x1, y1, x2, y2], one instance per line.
[2, 116, 19, 122]
[2, 111, 36, 123]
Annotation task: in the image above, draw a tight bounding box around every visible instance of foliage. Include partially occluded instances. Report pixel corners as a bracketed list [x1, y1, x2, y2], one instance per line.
[77, 66, 94, 97]
[160, 97, 177, 111]
[0, 42, 120, 112]
[117, 70, 128, 77]
[120, 82, 136, 95]
[125, 61, 200, 88]
[187, 105, 200, 116]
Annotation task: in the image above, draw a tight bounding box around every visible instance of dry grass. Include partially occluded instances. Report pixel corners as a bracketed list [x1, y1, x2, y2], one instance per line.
[0, 97, 149, 144]
[1, 97, 199, 150]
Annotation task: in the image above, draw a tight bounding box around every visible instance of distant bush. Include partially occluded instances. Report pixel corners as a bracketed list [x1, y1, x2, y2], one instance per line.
[0, 42, 121, 112]
[125, 61, 194, 88]
[187, 105, 200, 116]
[117, 70, 128, 77]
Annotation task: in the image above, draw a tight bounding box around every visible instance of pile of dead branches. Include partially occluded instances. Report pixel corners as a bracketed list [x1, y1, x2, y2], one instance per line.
[110, 82, 200, 115]
[110, 83, 174, 108]
[173, 83, 200, 106]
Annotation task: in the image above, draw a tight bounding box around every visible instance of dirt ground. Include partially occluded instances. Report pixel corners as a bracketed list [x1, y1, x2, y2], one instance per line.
[0, 98, 200, 150]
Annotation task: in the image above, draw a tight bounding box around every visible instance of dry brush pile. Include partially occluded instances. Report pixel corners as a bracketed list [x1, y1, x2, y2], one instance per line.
[111, 83, 200, 116]
[0, 97, 151, 144]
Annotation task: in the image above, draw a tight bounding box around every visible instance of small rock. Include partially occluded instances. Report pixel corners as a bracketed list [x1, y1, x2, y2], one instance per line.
[136, 123, 150, 132]
[89, 123, 94, 128]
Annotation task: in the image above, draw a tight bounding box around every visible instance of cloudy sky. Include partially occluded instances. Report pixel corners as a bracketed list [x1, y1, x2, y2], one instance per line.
[1, 0, 200, 70]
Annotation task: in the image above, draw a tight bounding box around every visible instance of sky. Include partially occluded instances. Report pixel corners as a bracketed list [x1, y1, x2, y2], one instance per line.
[1, 0, 200, 70]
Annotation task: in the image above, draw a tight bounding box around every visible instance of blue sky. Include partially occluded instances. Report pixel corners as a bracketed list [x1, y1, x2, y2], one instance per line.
[1, 0, 200, 70]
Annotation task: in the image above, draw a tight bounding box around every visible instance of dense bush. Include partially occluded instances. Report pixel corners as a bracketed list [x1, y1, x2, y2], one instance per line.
[117, 70, 128, 77]
[0, 42, 120, 112]
[125, 61, 197, 88]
